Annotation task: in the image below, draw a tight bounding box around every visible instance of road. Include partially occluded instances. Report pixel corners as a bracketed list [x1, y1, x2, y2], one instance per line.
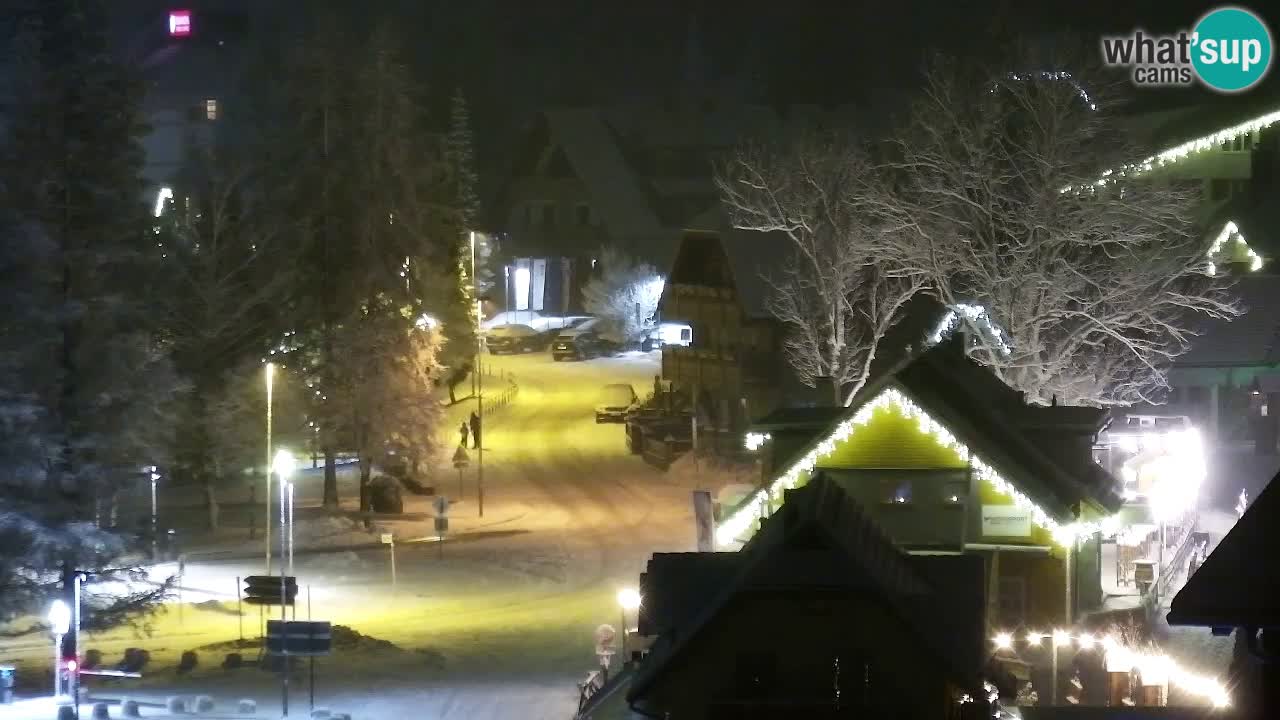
[0, 350, 703, 720]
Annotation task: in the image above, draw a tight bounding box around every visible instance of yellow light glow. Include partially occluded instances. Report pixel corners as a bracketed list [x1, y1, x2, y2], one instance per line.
[1053, 629, 1072, 648]
[616, 588, 641, 611]
[993, 632, 1013, 650]
[714, 387, 1118, 547]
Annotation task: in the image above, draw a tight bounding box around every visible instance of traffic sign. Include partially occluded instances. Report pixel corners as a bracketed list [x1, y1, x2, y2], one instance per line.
[452, 446, 469, 469]
[380, 533, 394, 545]
[433, 496, 450, 517]
[266, 620, 332, 656]
[243, 575, 297, 606]
[434, 517, 449, 533]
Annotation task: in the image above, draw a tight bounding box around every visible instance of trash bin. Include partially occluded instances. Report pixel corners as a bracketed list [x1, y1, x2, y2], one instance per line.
[0, 665, 15, 704]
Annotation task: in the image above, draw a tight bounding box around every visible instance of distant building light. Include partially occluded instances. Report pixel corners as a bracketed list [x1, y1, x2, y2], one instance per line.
[205, 98, 218, 121]
[168, 9, 192, 37]
[154, 187, 173, 218]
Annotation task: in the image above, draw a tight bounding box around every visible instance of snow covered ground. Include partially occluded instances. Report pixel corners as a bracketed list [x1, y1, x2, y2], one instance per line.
[0, 350, 710, 720]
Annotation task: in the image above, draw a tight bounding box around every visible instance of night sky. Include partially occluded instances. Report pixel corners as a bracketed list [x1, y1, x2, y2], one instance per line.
[105, 0, 1280, 203]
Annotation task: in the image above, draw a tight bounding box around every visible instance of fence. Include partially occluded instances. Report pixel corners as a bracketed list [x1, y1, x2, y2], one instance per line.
[484, 373, 519, 413]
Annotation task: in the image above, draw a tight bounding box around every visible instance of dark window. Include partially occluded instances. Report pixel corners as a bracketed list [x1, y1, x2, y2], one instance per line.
[522, 205, 532, 228]
[541, 204, 556, 228]
[943, 480, 968, 505]
[880, 478, 912, 505]
[575, 204, 590, 225]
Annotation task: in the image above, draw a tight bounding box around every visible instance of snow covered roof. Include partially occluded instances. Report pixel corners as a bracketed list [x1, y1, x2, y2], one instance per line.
[662, 227, 795, 319]
[1168, 468, 1280, 628]
[751, 336, 1123, 533]
[542, 109, 666, 241]
[628, 473, 986, 707]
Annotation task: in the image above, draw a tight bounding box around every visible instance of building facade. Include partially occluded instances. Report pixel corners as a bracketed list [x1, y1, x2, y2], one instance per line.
[627, 474, 989, 720]
[726, 338, 1125, 631]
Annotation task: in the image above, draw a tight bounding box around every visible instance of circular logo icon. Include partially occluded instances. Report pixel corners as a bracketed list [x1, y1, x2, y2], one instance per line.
[1192, 7, 1273, 93]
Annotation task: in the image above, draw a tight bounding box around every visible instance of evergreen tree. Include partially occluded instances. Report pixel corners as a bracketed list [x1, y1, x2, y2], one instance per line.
[0, 1, 174, 629]
[442, 89, 486, 366]
[254, 19, 455, 509]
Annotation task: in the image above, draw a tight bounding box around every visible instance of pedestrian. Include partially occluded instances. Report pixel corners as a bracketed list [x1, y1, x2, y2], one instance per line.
[469, 410, 481, 450]
[458, 421, 469, 448]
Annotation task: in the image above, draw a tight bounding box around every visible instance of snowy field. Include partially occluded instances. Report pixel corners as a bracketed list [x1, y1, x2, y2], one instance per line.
[0, 350, 712, 720]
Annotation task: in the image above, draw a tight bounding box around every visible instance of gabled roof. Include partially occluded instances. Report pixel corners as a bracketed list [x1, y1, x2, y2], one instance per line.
[661, 226, 795, 319]
[1167, 470, 1280, 628]
[542, 109, 666, 240]
[724, 335, 1122, 547]
[629, 474, 985, 705]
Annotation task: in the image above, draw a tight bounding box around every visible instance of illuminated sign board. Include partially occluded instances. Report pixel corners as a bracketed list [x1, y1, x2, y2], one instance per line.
[168, 10, 192, 37]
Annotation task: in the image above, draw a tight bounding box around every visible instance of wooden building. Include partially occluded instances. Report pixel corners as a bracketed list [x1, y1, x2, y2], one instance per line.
[656, 229, 796, 435]
[725, 337, 1125, 630]
[627, 473, 990, 720]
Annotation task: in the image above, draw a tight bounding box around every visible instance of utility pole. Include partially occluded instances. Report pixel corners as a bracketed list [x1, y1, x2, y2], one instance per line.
[471, 231, 485, 518]
[265, 363, 274, 574]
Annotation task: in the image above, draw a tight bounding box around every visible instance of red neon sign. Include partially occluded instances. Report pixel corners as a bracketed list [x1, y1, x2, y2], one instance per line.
[168, 10, 192, 37]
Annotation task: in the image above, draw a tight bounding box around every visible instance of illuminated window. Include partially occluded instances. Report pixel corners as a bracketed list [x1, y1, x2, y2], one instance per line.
[205, 99, 218, 121]
[880, 479, 913, 505]
[169, 10, 192, 37]
[943, 481, 968, 505]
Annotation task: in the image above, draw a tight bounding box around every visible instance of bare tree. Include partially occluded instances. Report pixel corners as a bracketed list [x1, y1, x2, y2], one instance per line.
[718, 132, 925, 405]
[872, 58, 1240, 405]
[582, 246, 665, 343]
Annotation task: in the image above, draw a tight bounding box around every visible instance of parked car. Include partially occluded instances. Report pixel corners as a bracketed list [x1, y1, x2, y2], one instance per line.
[641, 322, 693, 351]
[485, 324, 548, 354]
[551, 318, 608, 361]
[595, 383, 638, 423]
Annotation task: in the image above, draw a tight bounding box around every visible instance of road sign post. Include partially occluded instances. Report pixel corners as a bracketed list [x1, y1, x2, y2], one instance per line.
[452, 446, 469, 499]
[381, 534, 396, 589]
[433, 497, 450, 560]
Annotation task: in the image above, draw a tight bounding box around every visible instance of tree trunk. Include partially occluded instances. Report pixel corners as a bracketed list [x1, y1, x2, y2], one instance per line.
[358, 454, 373, 530]
[203, 477, 219, 531]
[322, 446, 338, 508]
[831, 377, 843, 407]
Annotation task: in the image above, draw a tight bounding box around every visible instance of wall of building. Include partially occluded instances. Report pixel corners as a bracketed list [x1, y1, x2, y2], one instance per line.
[640, 587, 959, 719]
[660, 283, 781, 430]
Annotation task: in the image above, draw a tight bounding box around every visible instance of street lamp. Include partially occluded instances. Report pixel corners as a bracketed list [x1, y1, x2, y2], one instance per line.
[470, 231, 485, 518]
[147, 466, 160, 561]
[265, 362, 275, 574]
[47, 601, 70, 697]
[272, 448, 296, 715]
[273, 449, 297, 576]
[616, 588, 641, 664]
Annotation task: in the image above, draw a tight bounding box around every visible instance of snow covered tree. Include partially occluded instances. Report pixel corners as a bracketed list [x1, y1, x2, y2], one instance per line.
[718, 131, 926, 405]
[873, 57, 1241, 405]
[0, 1, 174, 630]
[252, 19, 456, 506]
[160, 154, 283, 530]
[442, 89, 489, 366]
[582, 247, 665, 343]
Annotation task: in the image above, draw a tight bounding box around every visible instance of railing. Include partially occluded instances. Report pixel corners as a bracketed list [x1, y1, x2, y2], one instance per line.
[1153, 512, 1200, 603]
[484, 374, 519, 413]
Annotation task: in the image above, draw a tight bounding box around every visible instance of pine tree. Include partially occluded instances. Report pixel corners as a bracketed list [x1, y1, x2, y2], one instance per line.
[442, 89, 485, 365]
[0, 0, 175, 629]
[254, 19, 454, 509]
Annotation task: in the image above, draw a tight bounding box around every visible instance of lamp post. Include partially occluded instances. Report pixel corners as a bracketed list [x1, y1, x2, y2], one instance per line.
[265, 362, 275, 574]
[272, 448, 296, 716]
[148, 466, 160, 561]
[48, 600, 70, 697]
[616, 588, 641, 665]
[470, 231, 485, 518]
[1053, 628, 1071, 705]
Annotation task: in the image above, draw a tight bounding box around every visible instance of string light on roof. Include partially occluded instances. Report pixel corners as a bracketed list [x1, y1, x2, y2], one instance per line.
[1068, 108, 1280, 193]
[714, 386, 1118, 547]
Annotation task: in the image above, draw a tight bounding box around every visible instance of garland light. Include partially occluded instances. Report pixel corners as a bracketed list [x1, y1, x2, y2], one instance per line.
[715, 386, 1116, 547]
